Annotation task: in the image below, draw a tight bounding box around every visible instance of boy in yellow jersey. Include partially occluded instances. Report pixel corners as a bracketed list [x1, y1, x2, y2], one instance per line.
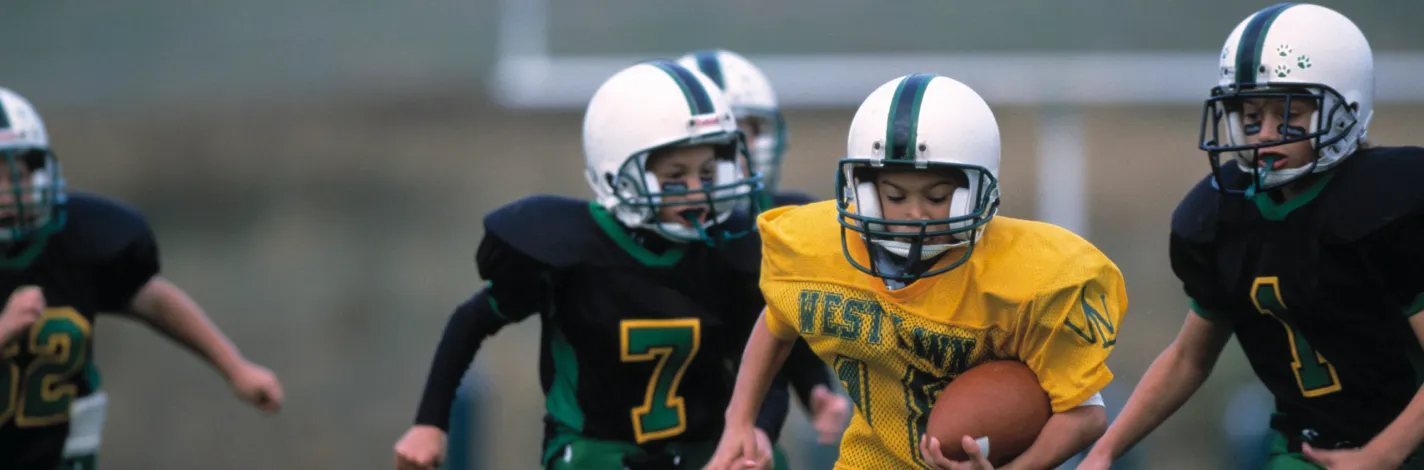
[704, 74, 1127, 470]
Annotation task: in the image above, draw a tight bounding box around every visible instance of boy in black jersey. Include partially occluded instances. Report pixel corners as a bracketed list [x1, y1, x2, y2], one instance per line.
[393, 60, 833, 470]
[0, 87, 285, 470]
[1084, 4, 1424, 470]
[676, 48, 851, 446]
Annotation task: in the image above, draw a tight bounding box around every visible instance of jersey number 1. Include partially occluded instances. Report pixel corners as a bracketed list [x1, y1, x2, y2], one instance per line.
[1251, 277, 1341, 397]
[0, 307, 91, 427]
[620, 318, 700, 444]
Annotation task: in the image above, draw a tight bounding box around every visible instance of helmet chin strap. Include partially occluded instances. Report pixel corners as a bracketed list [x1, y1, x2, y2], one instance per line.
[869, 243, 950, 290]
[650, 207, 742, 246]
[876, 239, 953, 260]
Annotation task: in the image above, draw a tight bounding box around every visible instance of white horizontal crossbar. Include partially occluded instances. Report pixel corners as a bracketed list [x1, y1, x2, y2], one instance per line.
[490, 52, 1424, 109]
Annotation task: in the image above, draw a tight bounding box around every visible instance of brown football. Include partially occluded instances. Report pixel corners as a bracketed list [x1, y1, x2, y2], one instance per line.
[926, 360, 1052, 466]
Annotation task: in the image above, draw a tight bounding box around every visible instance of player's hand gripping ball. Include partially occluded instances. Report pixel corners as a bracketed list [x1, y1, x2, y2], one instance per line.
[924, 360, 1052, 466]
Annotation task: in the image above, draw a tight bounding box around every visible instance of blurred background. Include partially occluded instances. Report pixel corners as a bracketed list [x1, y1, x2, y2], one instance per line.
[3, 0, 1423, 469]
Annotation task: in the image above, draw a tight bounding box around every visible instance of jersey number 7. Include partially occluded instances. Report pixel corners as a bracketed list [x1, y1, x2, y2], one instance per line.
[620, 319, 701, 444]
[1251, 277, 1342, 397]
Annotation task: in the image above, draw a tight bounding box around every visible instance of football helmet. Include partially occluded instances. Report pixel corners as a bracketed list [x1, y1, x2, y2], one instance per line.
[583, 60, 762, 244]
[838, 73, 1000, 283]
[675, 50, 787, 193]
[0, 87, 65, 252]
[1200, 3, 1373, 193]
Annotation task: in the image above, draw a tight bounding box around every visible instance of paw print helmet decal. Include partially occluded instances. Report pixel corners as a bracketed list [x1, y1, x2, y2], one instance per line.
[1199, 3, 1375, 193]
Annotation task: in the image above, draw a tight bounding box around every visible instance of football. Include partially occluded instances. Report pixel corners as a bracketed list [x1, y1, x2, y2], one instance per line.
[926, 360, 1052, 466]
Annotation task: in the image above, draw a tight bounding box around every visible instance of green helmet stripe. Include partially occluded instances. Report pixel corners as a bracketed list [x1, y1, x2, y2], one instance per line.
[692, 50, 727, 90]
[647, 59, 716, 116]
[883, 73, 935, 161]
[1235, 3, 1297, 86]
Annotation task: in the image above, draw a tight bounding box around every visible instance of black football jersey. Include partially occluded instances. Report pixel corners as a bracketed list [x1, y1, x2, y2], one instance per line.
[1170, 146, 1424, 445]
[0, 193, 160, 469]
[464, 195, 814, 465]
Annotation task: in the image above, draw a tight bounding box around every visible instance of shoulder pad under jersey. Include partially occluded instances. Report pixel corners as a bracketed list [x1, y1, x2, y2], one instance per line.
[1170, 173, 1226, 243]
[771, 191, 817, 208]
[55, 192, 156, 262]
[482, 195, 621, 269]
[1317, 146, 1424, 241]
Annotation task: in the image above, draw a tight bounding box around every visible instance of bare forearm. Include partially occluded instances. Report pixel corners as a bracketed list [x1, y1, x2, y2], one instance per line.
[1366, 385, 1424, 464]
[1005, 405, 1107, 470]
[1091, 346, 1210, 460]
[727, 313, 795, 427]
[1369, 315, 1424, 463]
[129, 278, 245, 376]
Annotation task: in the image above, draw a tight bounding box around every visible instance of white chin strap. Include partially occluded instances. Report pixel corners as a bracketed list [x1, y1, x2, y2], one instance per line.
[652, 209, 735, 242]
[875, 239, 952, 261]
[853, 180, 975, 261]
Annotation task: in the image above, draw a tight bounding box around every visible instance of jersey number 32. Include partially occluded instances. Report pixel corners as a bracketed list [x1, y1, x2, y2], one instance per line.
[0, 307, 91, 428]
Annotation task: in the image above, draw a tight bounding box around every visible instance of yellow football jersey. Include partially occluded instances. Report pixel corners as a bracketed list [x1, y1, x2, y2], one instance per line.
[757, 201, 1127, 470]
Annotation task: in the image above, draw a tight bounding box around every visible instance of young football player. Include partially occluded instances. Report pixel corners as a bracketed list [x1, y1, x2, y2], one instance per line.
[0, 87, 285, 470]
[1081, 4, 1424, 470]
[704, 73, 1127, 470]
[392, 60, 827, 470]
[676, 49, 808, 207]
[676, 48, 852, 446]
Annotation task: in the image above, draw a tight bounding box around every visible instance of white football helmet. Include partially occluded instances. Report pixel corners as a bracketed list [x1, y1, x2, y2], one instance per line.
[0, 87, 65, 248]
[675, 50, 787, 192]
[838, 73, 1001, 283]
[1200, 3, 1373, 193]
[583, 60, 761, 244]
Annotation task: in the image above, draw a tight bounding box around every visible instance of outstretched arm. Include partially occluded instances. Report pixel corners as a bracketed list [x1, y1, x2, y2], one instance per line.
[128, 278, 255, 383]
[1081, 312, 1234, 467]
[128, 278, 284, 414]
[706, 312, 798, 470]
[735, 313, 798, 427]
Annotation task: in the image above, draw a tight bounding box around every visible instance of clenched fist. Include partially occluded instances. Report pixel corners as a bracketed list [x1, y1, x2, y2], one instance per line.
[394, 425, 447, 470]
[0, 286, 44, 346]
